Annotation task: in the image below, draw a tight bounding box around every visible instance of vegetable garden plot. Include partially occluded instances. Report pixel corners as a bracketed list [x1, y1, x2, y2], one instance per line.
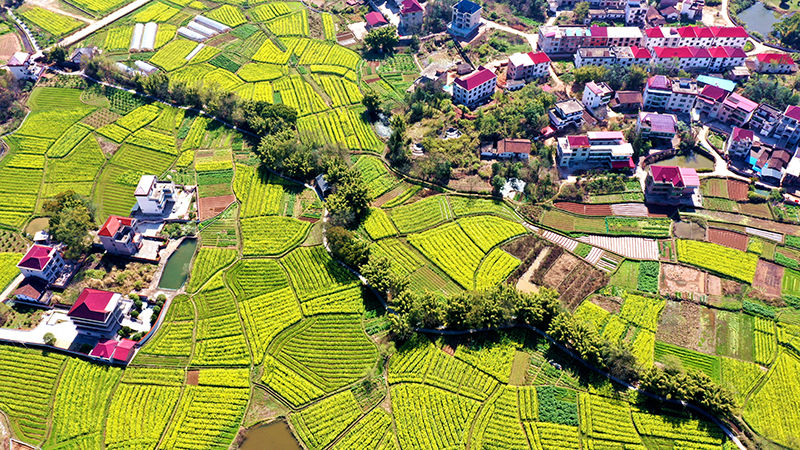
[105, 27, 133, 50]
[291, 391, 361, 450]
[161, 385, 249, 449]
[240, 216, 309, 255]
[322, 13, 335, 40]
[408, 222, 484, 289]
[20, 7, 83, 37]
[389, 195, 452, 234]
[266, 10, 309, 36]
[267, 314, 379, 395]
[676, 239, 758, 283]
[392, 383, 480, 450]
[744, 351, 800, 448]
[281, 246, 359, 300]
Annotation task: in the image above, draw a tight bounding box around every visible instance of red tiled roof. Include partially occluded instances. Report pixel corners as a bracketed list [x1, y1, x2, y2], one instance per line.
[112, 339, 136, 361]
[715, 26, 747, 37]
[98, 215, 134, 238]
[497, 138, 531, 154]
[731, 127, 754, 142]
[454, 68, 496, 91]
[631, 46, 651, 58]
[723, 92, 758, 113]
[708, 47, 728, 58]
[365, 11, 388, 26]
[68, 288, 116, 322]
[677, 26, 697, 38]
[690, 47, 711, 58]
[611, 157, 635, 169]
[18, 245, 54, 271]
[699, 84, 727, 101]
[723, 46, 746, 58]
[647, 75, 670, 89]
[90, 340, 117, 358]
[590, 26, 608, 37]
[653, 46, 692, 58]
[645, 27, 664, 38]
[785, 105, 800, 121]
[401, 0, 423, 14]
[528, 51, 551, 64]
[567, 135, 591, 147]
[756, 53, 794, 65]
[12, 277, 47, 301]
[650, 165, 699, 187]
[696, 27, 715, 38]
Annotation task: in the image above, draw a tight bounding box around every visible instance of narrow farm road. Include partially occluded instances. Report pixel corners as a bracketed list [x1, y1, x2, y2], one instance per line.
[696, 126, 751, 181]
[56, 0, 153, 49]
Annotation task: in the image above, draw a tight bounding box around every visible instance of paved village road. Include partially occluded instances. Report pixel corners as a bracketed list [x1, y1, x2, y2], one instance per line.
[57, 0, 152, 49]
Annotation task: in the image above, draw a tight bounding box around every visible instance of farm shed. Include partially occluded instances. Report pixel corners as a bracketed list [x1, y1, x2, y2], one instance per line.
[140, 22, 158, 52]
[195, 15, 230, 33]
[187, 20, 217, 38]
[178, 27, 206, 42]
[130, 23, 144, 51]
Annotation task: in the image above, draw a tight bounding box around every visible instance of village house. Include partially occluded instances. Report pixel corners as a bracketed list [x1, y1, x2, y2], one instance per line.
[5, 52, 44, 81]
[649, 46, 746, 72]
[636, 112, 678, 140]
[134, 175, 176, 215]
[496, 139, 531, 159]
[642, 75, 697, 114]
[549, 0, 625, 12]
[716, 92, 758, 127]
[399, 0, 424, 34]
[643, 26, 748, 49]
[452, 68, 496, 108]
[694, 85, 728, 117]
[725, 127, 754, 158]
[11, 278, 50, 306]
[90, 338, 137, 363]
[365, 11, 389, 29]
[557, 131, 635, 170]
[98, 215, 142, 256]
[67, 288, 125, 337]
[574, 46, 651, 68]
[753, 53, 797, 74]
[646, 6, 667, 27]
[680, 0, 704, 20]
[586, 8, 625, 25]
[659, 5, 679, 21]
[609, 91, 643, 112]
[774, 106, 800, 145]
[537, 26, 644, 54]
[17, 245, 65, 284]
[624, 0, 648, 25]
[506, 52, 551, 81]
[582, 81, 614, 109]
[549, 98, 585, 130]
[750, 103, 783, 136]
[449, 0, 482, 37]
[750, 146, 793, 184]
[645, 165, 700, 203]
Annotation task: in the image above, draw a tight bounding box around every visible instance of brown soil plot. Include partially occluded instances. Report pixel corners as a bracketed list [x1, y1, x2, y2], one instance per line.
[707, 228, 748, 251]
[727, 179, 749, 201]
[660, 263, 706, 295]
[656, 300, 717, 354]
[752, 259, 784, 298]
[198, 195, 236, 221]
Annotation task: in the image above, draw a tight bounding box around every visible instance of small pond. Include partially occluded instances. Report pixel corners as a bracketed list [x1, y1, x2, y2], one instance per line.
[737, 2, 783, 38]
[239, 422, 301, 450]
[657, 153, 715, 171]
[157, 238, 197, 290]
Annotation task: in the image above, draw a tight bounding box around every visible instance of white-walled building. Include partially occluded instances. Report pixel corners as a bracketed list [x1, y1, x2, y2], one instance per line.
[5, 52, 43, 81]
[625, 0, 648, 25]
[399, 0, 424, 33]
[449, 0, 482, 37]
[643, 26, 748, 48]
[636, 111, 678, 140]
[549, 98, 585, 131]
[753, 53, 797, 74]
[582, 81, 614, 109]
[642, 75, 697, 114]
[726, 127, 754, 158]
[452, 68, 497, 108]
[507, 52, 551, 81]
[134, 175, 176, 215]
[17, 245, 65, 283]
[557, 131, 635, 170]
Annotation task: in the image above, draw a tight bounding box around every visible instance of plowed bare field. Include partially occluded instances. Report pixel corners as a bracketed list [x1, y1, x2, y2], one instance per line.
[727, 179, 749, 201]
[198, 195, 235, 221]
[707, 228, 748, 251]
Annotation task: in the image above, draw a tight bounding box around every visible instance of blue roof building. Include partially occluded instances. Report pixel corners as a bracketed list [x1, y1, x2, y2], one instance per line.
[449, 0, 482, 37]
[697, 75, 736, 93]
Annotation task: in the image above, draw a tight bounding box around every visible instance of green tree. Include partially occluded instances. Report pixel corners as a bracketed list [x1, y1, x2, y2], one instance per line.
[326, 226, 370, 268]
[573, 65, 609, 85]
[43, 191, 95, 260]
[45, 46, 67, 65]
[775, 13, 800, 51]
[574, 1, 590, 22]
[364, 26, 399, 54]
[325, 165, 372, 226]
[362, 93, 381, 121]
[43, 333, 56, 346]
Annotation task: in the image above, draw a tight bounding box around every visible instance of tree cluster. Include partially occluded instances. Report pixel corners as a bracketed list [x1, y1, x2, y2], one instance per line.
[324, 162, 372, 227]
[573, 64, 648, 92]
[422, 0, 456, 33]
[42, 191, 95, 260]
[775, 13, 800, 50]
[741, 74, 800, 111]
[0, 72, 24, 126]
[364, 26, 399, 55]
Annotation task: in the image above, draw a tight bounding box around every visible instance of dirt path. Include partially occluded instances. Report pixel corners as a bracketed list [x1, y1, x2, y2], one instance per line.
[25, 0, 95, 24]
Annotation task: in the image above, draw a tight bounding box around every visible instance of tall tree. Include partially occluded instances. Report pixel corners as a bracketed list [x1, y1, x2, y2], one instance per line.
[42, 191, 95, 260]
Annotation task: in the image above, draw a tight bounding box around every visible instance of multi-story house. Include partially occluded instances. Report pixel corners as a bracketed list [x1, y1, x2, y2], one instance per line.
[642, 76, 697, 114]
[643, 26, 748, 48]
[506, 52, 551, 80]
[680, 0, 704, 21]
[717, 92, 758, 127]
[725, 127, 754, 158]
[636, 112, 678, 140]
[6, 52, 44, 81]
[98, 215, 142, 256]
[774, 106, 800, 145]
[645, 165, 700, 202]
[452, 68, 496, 108]
[750, 103, 783, 136]
[586, 8, 625, 25]
[582, 81, 614, 109]
[67, 288, 125, 337]
[538, 26, 643, 53]
[694, 85, 728, 117]
[625, 0, 648, 25]
[17, 245, 65, 284]
[548, 0, 625, 12]
[449, 0, 482, 37]
[557, 131, 635, 170]
[753, 53, 797, 74]
[399, 0, 424, 34]
[650, 46, 745, 71]
[549, 98, 585, 130]
[574, 46, 651, 68]
[134, 175, 176, 215]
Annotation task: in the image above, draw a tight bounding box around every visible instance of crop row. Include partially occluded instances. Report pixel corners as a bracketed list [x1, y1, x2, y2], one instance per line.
[353, 155, 396, 198]
[104, 383, 180, 448]
[266, 11, 309, 36]
[239, 287, 302, 363]
[618, 293, 665, 332]
[389, 195, 452, 234]
[408, 222, 484, 289]
[457, 215, 527, 252]
[273, 76, 327, 116]
[579, 393, 643, 444]
[472, 386, 529, 448]
[331, 408, 391, 449]
[281, 246, 358, 300]
[21, 7, 82, 37]
[241, 216, 309, 256]
[160, 385, 249, 448]
[677, 239, 758, 283]
[187, 247, 237, 292]
[475, 248, 520, 290]
[226, 258, 290, 299]
[363, 208, 398, 240]
[291, 391, 361, 450]
[300, 286, 364, 315]
[296, 107, 384, 152]
[392, 383, 479, 450]
[372, 238, 425, 278]
[233, 163, 284, 217]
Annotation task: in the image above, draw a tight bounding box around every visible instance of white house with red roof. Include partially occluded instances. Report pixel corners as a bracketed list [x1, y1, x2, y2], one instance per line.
[365, 11, 389, 29]
[717, 92, 758, 127]
[90, 338, 136, 363]
[399, 0, 423, 33]
[496, 139, 532, 160]
[582, 81, 614, 109]
[68, 288, 124, 335]
[645, 165, 700, 203]
[775, 106, 800, 145]
[507, 52, 551, 81]
[5, 52, 44, 81]
[557, 131, 634, 170]
[643, 26, 747, 49]
[726, 127, 754, 158]
[753, 53, 797, 74]
[98, 215, 142, 256]
[17, 245, 65, 284]
[694, 84, 728, 117]
[452, 67, 496, 108]
[642, 76, 697, 114]
[649, 46, 746, 71]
